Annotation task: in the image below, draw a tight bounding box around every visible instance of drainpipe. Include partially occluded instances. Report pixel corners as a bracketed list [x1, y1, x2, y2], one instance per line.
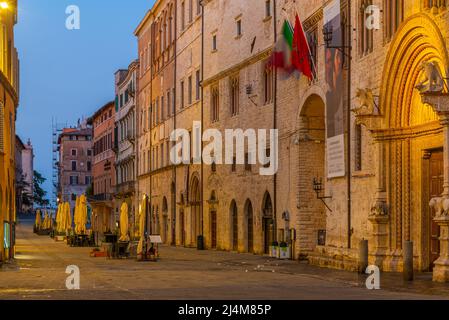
[346, 0, 352, 249]
[200, 1, 205, 242]
[273, 0, 278, 242]
[173, 0, 178, 245]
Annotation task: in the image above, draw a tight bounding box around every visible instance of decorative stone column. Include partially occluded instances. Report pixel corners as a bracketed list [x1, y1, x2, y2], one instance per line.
[433, 216, 449, 282]
[421, 92, 449, 282]
[352, 97, 389, 270]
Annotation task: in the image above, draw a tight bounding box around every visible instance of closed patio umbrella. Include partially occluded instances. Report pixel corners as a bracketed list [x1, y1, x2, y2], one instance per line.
[42, 211, 49, 229]
[78, 194, 87, 235]
[35, 210, 42, 229]
[65, 202, 72, 232]
[74, 196, 80, 234]
[119, 202, 129, 242]
[137, 195, 147, 257]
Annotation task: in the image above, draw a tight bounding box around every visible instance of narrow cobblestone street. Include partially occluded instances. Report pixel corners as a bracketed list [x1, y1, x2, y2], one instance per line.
[0, 220, 447, 300]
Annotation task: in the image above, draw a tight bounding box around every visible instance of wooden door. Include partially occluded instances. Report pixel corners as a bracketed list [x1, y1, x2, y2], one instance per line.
[180, 210, 185, 246]
[247, 206, 254, 253]
[263, 218, 274, 254]
[210, 211, 217, 249]
[232, 209, 238, 251]
[429, 150, 443, 270]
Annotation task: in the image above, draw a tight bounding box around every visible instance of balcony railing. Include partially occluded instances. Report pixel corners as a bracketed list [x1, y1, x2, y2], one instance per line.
[87, 193, 113, 202]
[114, 181, 135, 196]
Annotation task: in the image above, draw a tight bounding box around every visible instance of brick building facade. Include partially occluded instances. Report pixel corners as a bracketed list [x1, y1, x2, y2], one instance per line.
[132, 0, 449, 281]
[57, 122, 93, 209]
[88, 101, 116, 237]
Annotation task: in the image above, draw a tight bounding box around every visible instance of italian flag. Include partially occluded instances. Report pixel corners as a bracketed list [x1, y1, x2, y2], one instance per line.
[270, 15, 313, 80]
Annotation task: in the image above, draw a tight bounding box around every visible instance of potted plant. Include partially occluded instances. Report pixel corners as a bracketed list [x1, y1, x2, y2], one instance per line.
[270, 241, 279, 258]
[279, 241, 290, 259]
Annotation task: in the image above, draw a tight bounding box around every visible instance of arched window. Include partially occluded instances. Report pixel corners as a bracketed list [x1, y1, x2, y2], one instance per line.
[384, 0, 404, 41]
[359, 0, 373, 56]
[230, 75, 239, 116]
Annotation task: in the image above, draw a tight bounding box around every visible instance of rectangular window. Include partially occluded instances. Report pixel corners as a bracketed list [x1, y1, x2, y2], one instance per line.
[212, 35, 217, 51]
[306, 28, 318, 79]
[172, 88, 176, 115]
[87, 149, 92, 156]
[196, 70, 201, 100]
[197, 0, 201, 15]
[87, 161, 92, 171]
[188, 76, 193, 105]
[355, 124, 363, 171]
[71, 161, 77, 171]
[70, 176, 79, 185]
[236, 20, 242, 37]
[181, 81, 185, 108]
[263, 149, 271, 168]
[181, 2, 185, 30]
[265, 0, 271, 17]
[161, 143, 164, 167]
[85, 176, 92, 185]
[244, 153, 252, 172]
[161, 96, 165, 121]
[167, 91, 171, 117]
[71, 149, 77, 156]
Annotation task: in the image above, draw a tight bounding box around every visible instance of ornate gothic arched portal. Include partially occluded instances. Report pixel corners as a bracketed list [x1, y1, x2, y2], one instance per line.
[359, 13, 449, 272]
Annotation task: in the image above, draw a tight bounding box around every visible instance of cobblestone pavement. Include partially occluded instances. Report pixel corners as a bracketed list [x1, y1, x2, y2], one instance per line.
[0, 220, 448, 300]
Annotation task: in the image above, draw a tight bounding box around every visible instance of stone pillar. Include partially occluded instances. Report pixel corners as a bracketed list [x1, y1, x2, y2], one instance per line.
[368, 214, 389, 268]
[368, 139, 389, 269]
[433, 216, 449, 282]
[421, 92, 449, 282]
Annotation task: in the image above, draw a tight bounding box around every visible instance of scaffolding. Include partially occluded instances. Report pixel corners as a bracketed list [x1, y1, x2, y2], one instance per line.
[52, 118, 66, 207]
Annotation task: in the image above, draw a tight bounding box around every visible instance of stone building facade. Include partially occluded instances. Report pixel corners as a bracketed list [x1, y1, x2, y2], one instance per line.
[0, 0, 20, 263]
[133, 0, 449, 281]
[114, 61, 139, 232]
[202, 0, 276, 254]
[57, 122, 93, 210]
[136, 0, 203, 247]
[88, 101, 116, 237]
[14, 136, 33, 214]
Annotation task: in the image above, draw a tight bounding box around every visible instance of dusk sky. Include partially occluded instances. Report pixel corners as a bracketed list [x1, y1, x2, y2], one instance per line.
[15, 0, 155, 198]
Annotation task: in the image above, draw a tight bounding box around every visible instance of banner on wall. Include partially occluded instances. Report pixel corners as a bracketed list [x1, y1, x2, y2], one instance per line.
[324, 0, 345, 178]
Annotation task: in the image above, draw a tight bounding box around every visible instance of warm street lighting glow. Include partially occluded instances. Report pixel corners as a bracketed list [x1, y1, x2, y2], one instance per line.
[0, 2, 8, 9]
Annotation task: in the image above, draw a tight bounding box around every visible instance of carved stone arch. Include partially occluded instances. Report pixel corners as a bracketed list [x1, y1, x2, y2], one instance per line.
[380, 13, 449, 128]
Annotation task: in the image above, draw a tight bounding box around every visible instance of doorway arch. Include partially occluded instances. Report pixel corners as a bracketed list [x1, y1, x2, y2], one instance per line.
[171, 182, 176, 245]
[230, 200, 238, 251]
[190, 175, 201, 247]
[262, 192, 273, 254]
[162, 197, 168, 243]
[297, 93, 326, 255]
[244, 199, 254, 253]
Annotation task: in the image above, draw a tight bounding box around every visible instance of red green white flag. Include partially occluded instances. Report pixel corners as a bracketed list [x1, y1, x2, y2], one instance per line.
[269, 15, 313, 80]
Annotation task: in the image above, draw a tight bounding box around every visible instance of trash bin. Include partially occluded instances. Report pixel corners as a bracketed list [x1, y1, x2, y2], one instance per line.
[197, 235, 205, 250]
